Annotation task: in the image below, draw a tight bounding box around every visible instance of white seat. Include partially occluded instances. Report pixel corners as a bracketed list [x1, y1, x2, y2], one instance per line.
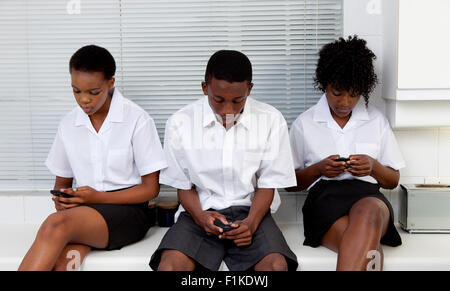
[3, 223, 450, 271]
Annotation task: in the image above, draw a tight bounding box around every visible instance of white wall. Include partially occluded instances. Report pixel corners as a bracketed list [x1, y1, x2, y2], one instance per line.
[2, 0, 449, 225]
[343, 0, 450, 192]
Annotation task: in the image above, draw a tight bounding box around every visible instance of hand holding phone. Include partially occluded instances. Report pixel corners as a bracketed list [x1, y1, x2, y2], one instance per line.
[50, 189, 74, 198]
[214, 219, 238, 233]
[334, 157, 350, 162]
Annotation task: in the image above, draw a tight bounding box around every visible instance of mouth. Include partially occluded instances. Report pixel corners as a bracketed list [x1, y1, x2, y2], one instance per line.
[335, 107, 351, 115]
[82, 106, 93, 114]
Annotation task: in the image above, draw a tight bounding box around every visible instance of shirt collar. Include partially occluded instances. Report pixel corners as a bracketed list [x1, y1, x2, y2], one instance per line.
[313, 93, 370, 123]
[313, 94, 332, 123]
[202, 96, 252, 130]
[75, 87, 124, 127]
[202, 95, 217, 128]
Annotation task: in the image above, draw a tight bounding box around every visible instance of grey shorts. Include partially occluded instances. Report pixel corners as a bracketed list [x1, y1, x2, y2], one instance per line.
[149, 206, 298, 271]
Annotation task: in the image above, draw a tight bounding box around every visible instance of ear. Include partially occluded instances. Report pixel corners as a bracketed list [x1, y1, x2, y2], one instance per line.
[246, 82, 254, 96]
[201, 81, 208, 96]
[108, 77, 115, 90]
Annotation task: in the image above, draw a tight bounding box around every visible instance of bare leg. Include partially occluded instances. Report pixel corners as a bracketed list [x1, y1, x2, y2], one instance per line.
[158, 250, 196, 271]
[254, 253, 288, 271]
[18, 206, 108, 271]
[53, 244, 92, 271]
[321, 197, 390, 271]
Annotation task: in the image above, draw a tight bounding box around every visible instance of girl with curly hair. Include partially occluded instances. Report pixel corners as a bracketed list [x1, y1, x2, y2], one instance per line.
[288, 36, 405, 271]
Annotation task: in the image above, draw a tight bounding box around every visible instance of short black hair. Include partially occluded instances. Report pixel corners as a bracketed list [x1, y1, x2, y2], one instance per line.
[314, 35, 378, 105]
[69, 45, 116, 80]
[205, 50, 252, 84]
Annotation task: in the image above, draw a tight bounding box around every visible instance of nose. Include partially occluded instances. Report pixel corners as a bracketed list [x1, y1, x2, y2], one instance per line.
[219, 102, 234, 117]
[80, 94, 91, 105]
[339, 94, 351, 107]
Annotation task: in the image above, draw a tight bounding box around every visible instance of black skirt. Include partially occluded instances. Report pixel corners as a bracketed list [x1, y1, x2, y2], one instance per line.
[302, 179, 402, 248]
[86, 186, 153, 251]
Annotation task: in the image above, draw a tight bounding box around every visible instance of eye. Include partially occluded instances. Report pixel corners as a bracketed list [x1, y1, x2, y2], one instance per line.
[213, 97, 224, 103]
[73, 89, 81, 94]
[233, 98, 244, 104]
[90, 90, 102, 96]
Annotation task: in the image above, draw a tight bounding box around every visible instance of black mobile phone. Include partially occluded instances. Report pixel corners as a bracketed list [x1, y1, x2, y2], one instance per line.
[50, 189, 74, 198]
[214, 219, 237, 233]
[334, 157, 350, 162]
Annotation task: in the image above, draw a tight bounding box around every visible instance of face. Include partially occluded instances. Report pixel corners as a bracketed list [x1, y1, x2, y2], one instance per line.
[71, 70, 115, 116]
[325, 85, 361, 119]
[202, 76, 253, 127]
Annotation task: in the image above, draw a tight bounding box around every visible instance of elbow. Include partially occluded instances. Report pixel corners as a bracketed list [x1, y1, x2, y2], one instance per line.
[383, 183, 398, 190]
[145, 183, 160, 201]
[151, 183, 161, 199]
[382, 177, 400, 190]
[386, 180, 400, 190]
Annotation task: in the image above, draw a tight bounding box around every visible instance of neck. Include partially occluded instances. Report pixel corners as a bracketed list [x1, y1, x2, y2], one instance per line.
[330, 107, 351, 129]
[90, 93, 112, 122]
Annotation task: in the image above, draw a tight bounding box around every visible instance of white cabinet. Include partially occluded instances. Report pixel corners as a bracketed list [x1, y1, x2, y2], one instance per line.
[382, 0, 450, 128]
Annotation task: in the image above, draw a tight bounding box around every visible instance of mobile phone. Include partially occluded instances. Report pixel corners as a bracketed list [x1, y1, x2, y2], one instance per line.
[214, 219, 237, 233]
[334, 157, 350, 162]
[50, 189, 74, 198]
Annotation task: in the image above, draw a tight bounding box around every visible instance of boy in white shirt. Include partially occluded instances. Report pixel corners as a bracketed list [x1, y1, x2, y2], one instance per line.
[150, 50, 298, 271]
[19, 45, 167, 271]
[288, 36, 405, 271]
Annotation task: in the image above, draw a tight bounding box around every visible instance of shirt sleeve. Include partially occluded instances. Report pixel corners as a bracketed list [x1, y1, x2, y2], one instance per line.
[45, 125, 74, 178]
[289, 119, 306, 170]
[132, 115, 168, 176]
[159, 117, 193, 190]
[256, 114, 297, 189]
[378, 119, 406, 170]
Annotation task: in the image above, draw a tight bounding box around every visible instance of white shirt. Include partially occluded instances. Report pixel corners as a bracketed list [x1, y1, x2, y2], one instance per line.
[160, 96, 297, 220]
[290, 94, 406, 190]
[46, 88, 167, 191]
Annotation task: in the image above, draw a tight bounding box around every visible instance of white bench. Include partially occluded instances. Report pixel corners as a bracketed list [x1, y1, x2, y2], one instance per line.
[2, 222, 450, 271]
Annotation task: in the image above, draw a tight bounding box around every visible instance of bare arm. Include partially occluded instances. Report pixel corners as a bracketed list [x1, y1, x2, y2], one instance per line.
[96, 171, 161, 204]
[57, 171, 161, 205]
[178, 187, 230, 236]
[244, 188, 274, 233]
[221, 188, 274, 246]
[347, 155, 400, 189]
[286, 155, 346, 192]
[54, 176, 73, 190]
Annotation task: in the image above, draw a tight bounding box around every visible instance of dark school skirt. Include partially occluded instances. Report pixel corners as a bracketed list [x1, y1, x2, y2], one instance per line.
[149, 206, 299, 271]
[86, 186, 153, 251]
[302, 179, 402, 248]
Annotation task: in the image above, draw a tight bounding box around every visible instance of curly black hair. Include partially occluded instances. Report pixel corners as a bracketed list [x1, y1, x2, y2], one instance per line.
[314, 35, 378, 105]
[69, 45, 116, 80]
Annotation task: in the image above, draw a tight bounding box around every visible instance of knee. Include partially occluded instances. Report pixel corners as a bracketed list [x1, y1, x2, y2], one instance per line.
[255, 254, 288, 271]
[269, 258, 288, 271]
[38, 213, 69, 241]
[158, 251, 195, 271]
[351, 200, 385, 229]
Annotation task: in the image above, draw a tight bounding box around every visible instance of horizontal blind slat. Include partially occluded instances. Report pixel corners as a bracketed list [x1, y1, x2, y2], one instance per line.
[0, 0, 342, 189]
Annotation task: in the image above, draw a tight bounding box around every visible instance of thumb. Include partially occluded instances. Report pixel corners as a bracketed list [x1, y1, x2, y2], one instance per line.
[213, 213, 230, 225]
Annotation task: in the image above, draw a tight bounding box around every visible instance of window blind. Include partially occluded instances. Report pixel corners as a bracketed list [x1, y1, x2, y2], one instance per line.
[0, 0, 342, 190]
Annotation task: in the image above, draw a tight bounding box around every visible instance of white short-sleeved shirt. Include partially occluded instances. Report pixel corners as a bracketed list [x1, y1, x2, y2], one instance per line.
[45, 88, 167, 191]
[160, 96, 297, 220]
[290, 94, 406, 190]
